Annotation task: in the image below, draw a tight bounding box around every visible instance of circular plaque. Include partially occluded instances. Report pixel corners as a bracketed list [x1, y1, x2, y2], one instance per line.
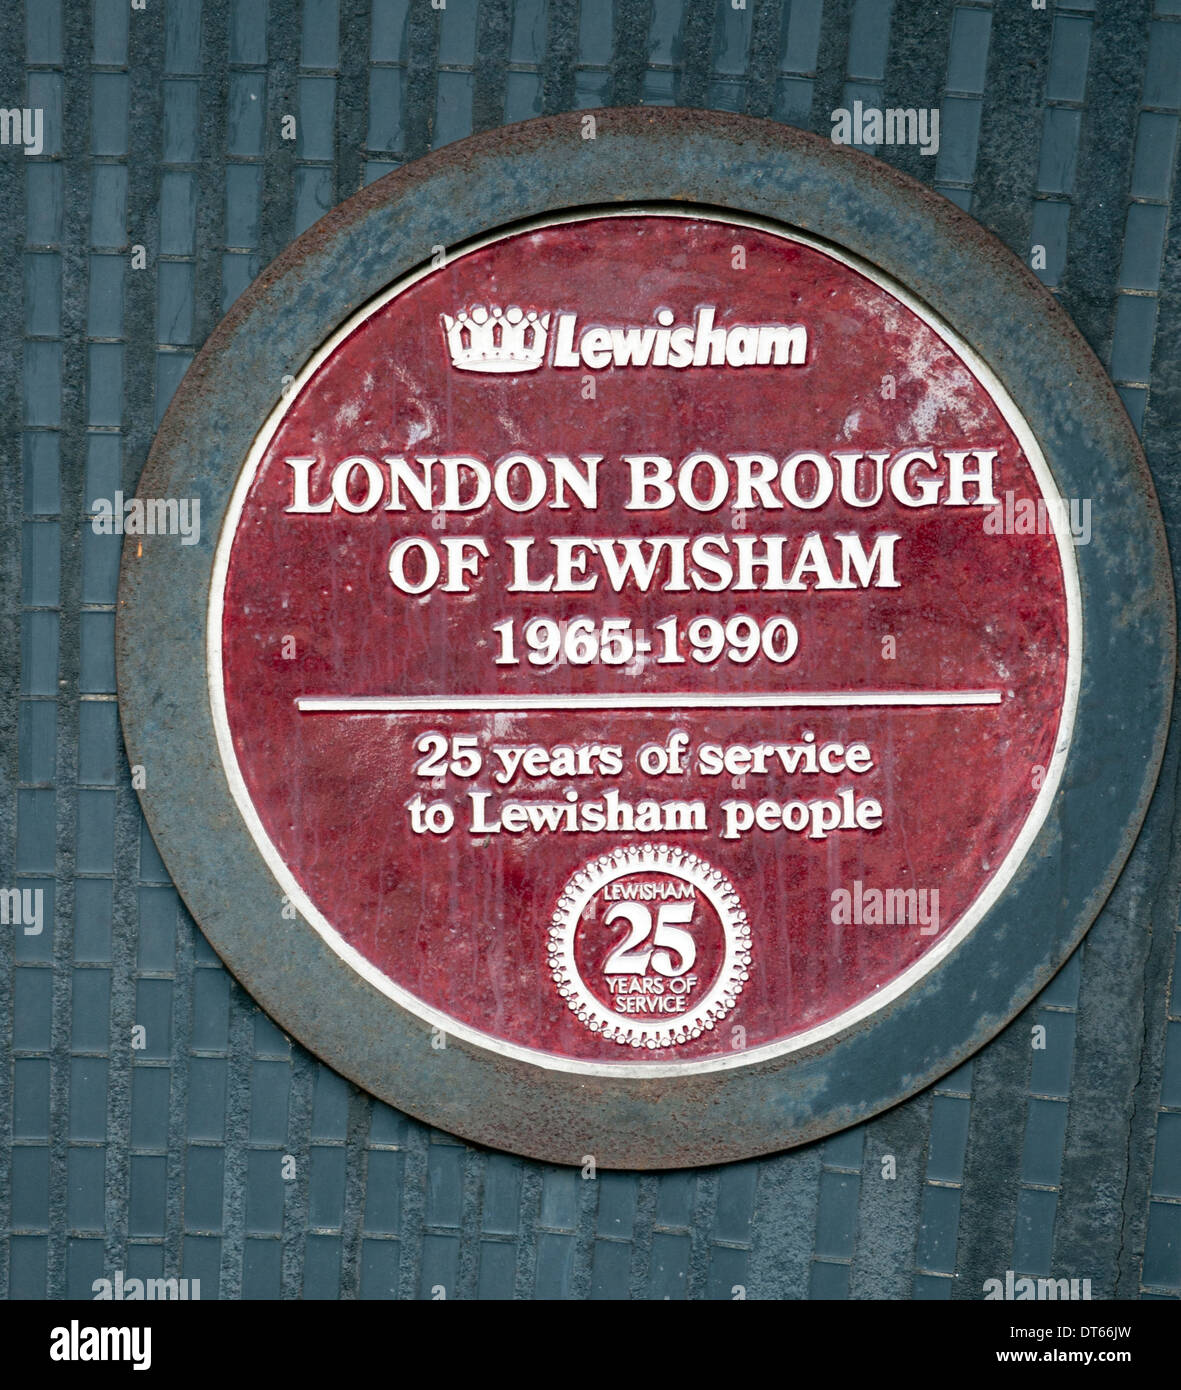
[118, 111, 1173, 1167]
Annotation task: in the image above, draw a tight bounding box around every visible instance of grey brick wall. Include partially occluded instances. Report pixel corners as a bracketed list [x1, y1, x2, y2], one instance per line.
[2, 0, 1180, 1300]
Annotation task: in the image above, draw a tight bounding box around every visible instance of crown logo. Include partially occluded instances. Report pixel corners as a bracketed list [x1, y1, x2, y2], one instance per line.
[440, 304, 550, 373]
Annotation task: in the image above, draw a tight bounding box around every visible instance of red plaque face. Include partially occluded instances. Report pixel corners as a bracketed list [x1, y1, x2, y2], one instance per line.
[211, 210, 1077, 1071]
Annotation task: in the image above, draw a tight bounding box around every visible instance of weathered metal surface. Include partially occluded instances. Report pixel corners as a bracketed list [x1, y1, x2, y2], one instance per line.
[115, 109, 1172, 1168]
[218, 210, 1071, 1057]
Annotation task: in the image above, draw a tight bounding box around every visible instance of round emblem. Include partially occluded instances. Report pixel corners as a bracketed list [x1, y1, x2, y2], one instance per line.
[210, 206, 1074, 1070]
[117, 111, 1173, 1166]
[547, 846, 751, 1048]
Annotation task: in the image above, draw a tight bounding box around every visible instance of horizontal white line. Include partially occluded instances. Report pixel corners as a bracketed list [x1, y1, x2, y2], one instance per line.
[296, 691, 1004, 712]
